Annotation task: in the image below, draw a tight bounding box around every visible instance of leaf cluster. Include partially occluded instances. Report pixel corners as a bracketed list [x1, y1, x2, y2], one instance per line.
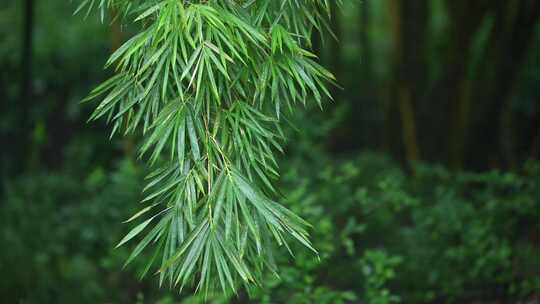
[79, 0, 335, 295]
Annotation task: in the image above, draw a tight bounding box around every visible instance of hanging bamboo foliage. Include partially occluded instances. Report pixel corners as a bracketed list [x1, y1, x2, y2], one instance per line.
[77, 0, 336, 294]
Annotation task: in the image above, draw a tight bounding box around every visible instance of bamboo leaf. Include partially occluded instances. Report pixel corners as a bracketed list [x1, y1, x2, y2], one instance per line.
[116, 217, 154, 248]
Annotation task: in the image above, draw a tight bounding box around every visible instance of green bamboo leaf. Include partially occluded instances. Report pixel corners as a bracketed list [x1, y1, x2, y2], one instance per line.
[186, 110, 200, 160]
[116, 217, 154, 248]
[124, 214, 171, 266]
[134, 3, 163, 22]
[124, 204, 157, 223]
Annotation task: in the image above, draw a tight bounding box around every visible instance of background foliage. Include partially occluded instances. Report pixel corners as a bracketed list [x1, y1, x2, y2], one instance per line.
[2, 0, 540, 303]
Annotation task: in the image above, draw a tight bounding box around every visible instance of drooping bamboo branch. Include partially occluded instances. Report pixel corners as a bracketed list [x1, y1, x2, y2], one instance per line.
[77, 0, 336, 294]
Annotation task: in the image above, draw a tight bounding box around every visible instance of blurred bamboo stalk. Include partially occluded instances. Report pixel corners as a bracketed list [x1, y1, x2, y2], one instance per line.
[389, 0, 425, 172]
[21, 0, 35, 169]
[110, 8, 135, 158]
[21, 0, 34, 108]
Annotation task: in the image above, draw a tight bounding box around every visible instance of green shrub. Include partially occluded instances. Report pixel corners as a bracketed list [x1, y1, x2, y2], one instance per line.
[278, 149, 540, 303]
[0, 158, 146, 303]
[360, 250, 402, 304]
[2, 143, 539, 303]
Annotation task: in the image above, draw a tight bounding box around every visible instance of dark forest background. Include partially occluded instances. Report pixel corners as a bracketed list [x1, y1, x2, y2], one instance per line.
[1, 0, 540, 303]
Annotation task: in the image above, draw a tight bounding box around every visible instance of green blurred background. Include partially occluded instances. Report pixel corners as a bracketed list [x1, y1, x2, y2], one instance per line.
[2, 0, 540, 303]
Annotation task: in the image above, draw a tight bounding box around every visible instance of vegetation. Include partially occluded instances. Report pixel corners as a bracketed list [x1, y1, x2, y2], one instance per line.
[79, 0, 335, 294]
[2, 0, 540, 303]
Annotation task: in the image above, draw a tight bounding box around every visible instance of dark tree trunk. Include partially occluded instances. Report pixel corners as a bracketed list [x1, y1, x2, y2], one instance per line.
[429, 0, 492, 168]
[469, 0, 540, 169]
[387, 0, 428, 172]
[356, 0, 385, 151]
[21, 0, 34, 104]
[329, 1, 343, 101]
[18, 0, 35, 169]
[359, 0, 371, 86]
